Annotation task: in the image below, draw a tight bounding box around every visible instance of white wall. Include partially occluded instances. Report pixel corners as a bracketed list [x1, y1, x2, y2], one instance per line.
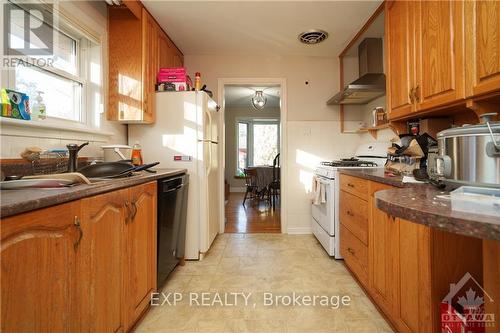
[185, 54, 368, 233]
[0, 1, 127, 159]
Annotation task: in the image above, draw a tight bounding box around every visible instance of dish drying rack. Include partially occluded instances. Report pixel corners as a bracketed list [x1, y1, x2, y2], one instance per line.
[31, 151, 68, 175]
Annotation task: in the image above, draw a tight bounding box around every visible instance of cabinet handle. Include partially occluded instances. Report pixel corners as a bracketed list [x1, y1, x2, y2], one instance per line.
[414, 85, 420, 103]
[409, 88, 415, 103]
[347, 247, 355, 255]
[347, 210, 354, 217]
[347, 183, 354, 188]
[130, 201, 138, 222]
[125, 201, 131, 224]
[73, 216, 83, 251]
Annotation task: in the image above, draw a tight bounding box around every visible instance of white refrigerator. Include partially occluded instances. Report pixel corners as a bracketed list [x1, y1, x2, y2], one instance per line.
[128, 91, 220, 260]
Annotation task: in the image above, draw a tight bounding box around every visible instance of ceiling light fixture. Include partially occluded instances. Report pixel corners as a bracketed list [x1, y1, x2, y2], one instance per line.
[251, 91, 267, 110]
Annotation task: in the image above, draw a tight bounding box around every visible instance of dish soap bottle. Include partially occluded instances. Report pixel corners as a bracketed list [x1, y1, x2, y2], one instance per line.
[131, 142, 143, 166]
[31, 91, 46, 121]
[194, 72, 201, 91]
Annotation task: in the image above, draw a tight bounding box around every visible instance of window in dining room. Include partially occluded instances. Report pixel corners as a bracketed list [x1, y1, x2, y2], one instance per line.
[236, 119, 280, 176]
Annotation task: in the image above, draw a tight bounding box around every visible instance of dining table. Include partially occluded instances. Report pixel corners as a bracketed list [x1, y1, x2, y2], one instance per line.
[246, 165, 279, 192]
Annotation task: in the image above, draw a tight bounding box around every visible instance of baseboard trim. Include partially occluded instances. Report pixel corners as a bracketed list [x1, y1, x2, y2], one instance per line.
[287, 226, 312, 234]
[230, 187, 246, 193]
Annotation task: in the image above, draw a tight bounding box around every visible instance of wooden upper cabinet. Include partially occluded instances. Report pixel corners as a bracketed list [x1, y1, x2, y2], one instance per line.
[108, 4, 183, 123]
[125, 182, 157, 329]
[1, 202, 81, 333]
[78, 189, 128, 333]
[142, 9, 158, 124]
[385, 0, 415, 119]
[466, 0, 500, 97]
[414, 0, 465, 111]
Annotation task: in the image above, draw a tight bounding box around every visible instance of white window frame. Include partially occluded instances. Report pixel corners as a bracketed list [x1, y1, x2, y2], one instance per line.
[235, 117, 280, 176]
[1, 1, 102, 130]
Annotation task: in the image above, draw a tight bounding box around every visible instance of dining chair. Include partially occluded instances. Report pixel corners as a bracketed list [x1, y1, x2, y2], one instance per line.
[243, 168, 259, 206]
[269, 153, 280, 209]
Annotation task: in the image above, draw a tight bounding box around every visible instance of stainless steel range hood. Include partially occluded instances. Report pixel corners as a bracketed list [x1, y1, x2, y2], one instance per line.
[327, 38, 386, 105]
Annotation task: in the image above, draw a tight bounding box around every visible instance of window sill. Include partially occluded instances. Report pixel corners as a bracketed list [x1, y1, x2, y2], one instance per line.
[0, 117, 115, 137]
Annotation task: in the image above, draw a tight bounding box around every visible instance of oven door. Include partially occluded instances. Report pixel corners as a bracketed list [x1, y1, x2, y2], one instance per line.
[311, 176, 335, 236]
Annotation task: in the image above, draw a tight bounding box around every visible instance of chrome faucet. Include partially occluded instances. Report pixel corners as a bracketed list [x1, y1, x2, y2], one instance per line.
[66, 142, 89, 172]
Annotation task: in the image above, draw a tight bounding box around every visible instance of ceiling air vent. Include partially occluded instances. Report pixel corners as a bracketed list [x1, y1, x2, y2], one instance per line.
[298, 30, 329, 45]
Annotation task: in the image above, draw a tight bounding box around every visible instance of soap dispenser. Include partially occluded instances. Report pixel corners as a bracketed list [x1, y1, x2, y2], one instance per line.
[31, 91, 46, 121]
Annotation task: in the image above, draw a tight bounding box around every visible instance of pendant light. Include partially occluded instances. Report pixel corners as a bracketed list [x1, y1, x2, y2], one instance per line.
[251, 91, 267, 110]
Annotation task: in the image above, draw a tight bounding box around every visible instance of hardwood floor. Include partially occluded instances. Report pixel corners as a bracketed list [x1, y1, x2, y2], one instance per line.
[224, 192, 281, 233]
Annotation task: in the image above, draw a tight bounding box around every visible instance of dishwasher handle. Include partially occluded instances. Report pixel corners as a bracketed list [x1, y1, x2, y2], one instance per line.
[160, 175, 187, 193]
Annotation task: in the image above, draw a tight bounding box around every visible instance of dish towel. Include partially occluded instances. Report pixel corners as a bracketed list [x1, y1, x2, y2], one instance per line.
[312, 176, 327, 205]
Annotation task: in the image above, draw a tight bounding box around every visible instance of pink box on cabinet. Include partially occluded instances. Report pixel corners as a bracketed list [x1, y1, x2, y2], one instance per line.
[157, 67, 186, 83]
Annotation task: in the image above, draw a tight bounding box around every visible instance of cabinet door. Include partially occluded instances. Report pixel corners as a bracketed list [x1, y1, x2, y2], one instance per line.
[395, 219, 432, 333]
[126, 182, 157, 328]
[1, 202, 80, 332]
[385, 0, 415, 119]
[414, 0, 465, 111]
[142, 9, 158, 124]
[158, 30, 173, 69]
[466, 0, 500, 97]
[369, 206, 398, 317]
[78, 190, 128, 333]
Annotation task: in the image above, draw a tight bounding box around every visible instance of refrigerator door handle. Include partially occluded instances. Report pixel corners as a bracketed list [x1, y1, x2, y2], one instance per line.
[204, 108, 213, 141]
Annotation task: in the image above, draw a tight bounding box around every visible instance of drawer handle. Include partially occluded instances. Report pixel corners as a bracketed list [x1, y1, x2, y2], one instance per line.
[347, 183, 354, 188]
[347, 210, 354, 217]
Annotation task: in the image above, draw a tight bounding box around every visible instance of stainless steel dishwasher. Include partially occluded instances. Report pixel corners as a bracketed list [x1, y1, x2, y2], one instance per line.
[157, 174, 189, 287]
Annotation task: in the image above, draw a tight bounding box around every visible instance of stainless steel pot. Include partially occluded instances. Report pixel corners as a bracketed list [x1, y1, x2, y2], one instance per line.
[432, 113, 500, 187]
[101, 144, 132, 162]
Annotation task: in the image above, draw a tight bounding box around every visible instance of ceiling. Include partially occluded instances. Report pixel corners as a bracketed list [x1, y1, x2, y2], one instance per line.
[142, 1, 383, 57]
[224, 85, 280, 108]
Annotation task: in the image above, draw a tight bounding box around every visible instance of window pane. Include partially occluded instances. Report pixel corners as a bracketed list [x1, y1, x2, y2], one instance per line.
[15, 65, 82, 121]
[253, 124, 278, 166]
[8, 5, 78, 75]
[237, 122, 248, 176]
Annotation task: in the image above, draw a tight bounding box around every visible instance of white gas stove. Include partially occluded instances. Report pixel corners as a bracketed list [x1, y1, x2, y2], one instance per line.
[311, 142, 389, 259]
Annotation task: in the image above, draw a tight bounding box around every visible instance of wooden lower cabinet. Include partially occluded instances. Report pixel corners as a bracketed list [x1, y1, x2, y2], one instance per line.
[1, 202, 81, 333]
[78, 189, 128, 332]
[125, 182, 157, 329]
[0, 181, 158, 332]
[340, 175, 484, 333]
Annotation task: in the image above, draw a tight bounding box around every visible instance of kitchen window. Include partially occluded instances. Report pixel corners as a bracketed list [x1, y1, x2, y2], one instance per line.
[3, 2, 103, 128]
[236, 119, 280, 176]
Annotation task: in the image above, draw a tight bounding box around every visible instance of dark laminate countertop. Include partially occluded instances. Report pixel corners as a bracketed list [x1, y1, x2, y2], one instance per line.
[339, 169, 500, 241]
[0, 168, 186, 218]
[339, 168, 408, 188]
[376, 187, 500, 241]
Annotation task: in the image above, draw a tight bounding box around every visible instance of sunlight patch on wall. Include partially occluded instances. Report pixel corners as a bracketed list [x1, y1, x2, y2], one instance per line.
[295, 149, 323, 170]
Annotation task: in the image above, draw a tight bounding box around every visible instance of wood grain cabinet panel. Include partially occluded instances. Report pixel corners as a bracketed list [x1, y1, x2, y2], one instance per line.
[370, 204, 399, 317]
[466, 0, 500, 97]
[339, 190, 368, 245]
[414, 0, 465, 111]
[108, 5, 183, 123]
[78, 189, 128, 333]
[385, 0, 415, 119]
[1, 202, 81, 333]
[125, 182, 157, 329]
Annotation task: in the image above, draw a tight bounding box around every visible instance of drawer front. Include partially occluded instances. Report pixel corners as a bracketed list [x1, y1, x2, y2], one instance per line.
[340, 175, 369, 200]
[340, 190, 368, 245]
[340, 224, 368, 286]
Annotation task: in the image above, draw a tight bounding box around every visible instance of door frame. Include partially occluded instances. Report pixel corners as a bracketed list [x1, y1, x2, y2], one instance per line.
[217, 77, 288, 234]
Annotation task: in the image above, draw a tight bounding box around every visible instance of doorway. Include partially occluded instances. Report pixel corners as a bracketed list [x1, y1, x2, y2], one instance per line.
[217, 80, 287, 234]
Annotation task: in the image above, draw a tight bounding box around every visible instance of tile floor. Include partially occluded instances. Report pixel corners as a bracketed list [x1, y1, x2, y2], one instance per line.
[136, 234, 393, 333]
